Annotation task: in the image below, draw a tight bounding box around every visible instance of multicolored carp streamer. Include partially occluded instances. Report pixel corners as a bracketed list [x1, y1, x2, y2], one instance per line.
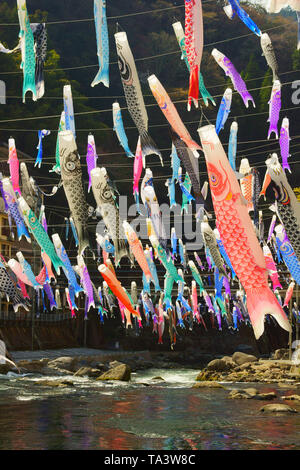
[275, 224, 300, 285]
[179, 168, 194, 214]
[198, 124, 291, 339]
[91, 0, 109, 88]
[251, 167, 261, 229]
[258, 210, 264, 243]
[283, 281, 295, 308]
[148, 74, 201, 156]
[279, 118, 291, 172]
[35, 130, 50, 168]
[171, 228, 177, 260]
[31, 22, 47, 99]
[263, 244, 283, 291]
[171, 129, 205, 221]
[194, 252, 205, 271]
[17, 0, 36, 102]
[265, 153, 300, 260]
[132, 137, 143, 214]
[239, 158, 254, 213]
[267, 80, 281, 140]
[214, 228, 236, 279]
[141, 168, 168, 251]
[76, 255, 95, 312]
[18, 197, 65, 275]
[201, 217, 227, 280]
[211, 49, 255, 108]
[63, 85, 76, 139]
[91, 167, 132, 266]
[224, 0, 262, 37]
[115, 31, 162, 166]
[123, 221, 153, 282]
[8, 138, 21, 196]
[8, 258, 33, 287]
[86, 134, 98, 193]
[43, 283, 57, 311]
[16, 252, 42, 289]
[165, 178, 176, 209]
[260, 33, 279, 81]
[184, 0, 204, 110]
[149, 234, 184, 283]
[188, 260, 205, 294]
[50, 111, 66, 174]
[98, 264, 139, 316]
[267, 214, 277, 243]
[59, 131, 90, 256]
[113, 102, 134, 158]
[52, 233, 83, 296]
[65, 288, 76, 317]
[172, 20, 215, 107]
[0, 260, 28, 312]
[96, 233, 115, 255]
[170, 143, 180, 183]
[215, 88, 232, 135]
[0, 177, 31, 243]
[144, 246, 161, 292]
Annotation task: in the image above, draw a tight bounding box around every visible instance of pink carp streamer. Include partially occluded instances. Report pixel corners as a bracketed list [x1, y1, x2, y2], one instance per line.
[283, 281, 295, 308]
[8, 138, 21, 196]
[198, 124, 291, 340]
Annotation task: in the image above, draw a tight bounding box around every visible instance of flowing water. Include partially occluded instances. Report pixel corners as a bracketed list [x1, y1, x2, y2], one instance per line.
[0, 368, 299, 450]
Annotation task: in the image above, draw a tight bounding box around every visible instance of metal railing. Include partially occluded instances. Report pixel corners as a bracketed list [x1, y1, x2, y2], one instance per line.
[0, 311, 74, 322]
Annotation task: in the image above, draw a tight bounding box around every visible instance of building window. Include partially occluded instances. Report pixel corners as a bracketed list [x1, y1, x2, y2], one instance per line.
[0, 243, 11, 259]
[0, 215, 11, 239]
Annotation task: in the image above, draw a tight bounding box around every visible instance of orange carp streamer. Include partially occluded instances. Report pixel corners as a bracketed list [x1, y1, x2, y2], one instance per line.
[98, 264, 139, 317]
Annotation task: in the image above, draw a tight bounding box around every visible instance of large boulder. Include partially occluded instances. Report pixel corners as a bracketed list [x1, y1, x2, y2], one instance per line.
[228, 388, 259, 399]
[273, 349, 289, 360]
[0, 363, 17, 374]
[96, 363, 131, 382]
[259, 404, 297, 413]
[47, 356, 79, 373]
[229, 388, 276, 400]
[16, 359, 49, 373]
[73, 367, 103, 378]
[195, 370, 221, 382]
[232, 352, 258, 366]
[282, 394, 300, 401]
[192, 381, 224, 389]
[289, 365, 300, 378]
[108, 360, 124, 369]
[34, 379, 75, 388]
[206, 358, 234, 372]
[254, 392, 277, 400]
[89, 361, 109, 373]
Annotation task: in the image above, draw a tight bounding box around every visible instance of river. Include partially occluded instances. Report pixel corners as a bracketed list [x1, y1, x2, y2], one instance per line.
[0, 368, 299, 450]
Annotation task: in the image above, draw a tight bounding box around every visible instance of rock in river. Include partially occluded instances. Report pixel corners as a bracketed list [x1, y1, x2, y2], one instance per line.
[259, 404, 298, 413]
[96, 363, 131, 382]
[231, 352, 258, 366]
